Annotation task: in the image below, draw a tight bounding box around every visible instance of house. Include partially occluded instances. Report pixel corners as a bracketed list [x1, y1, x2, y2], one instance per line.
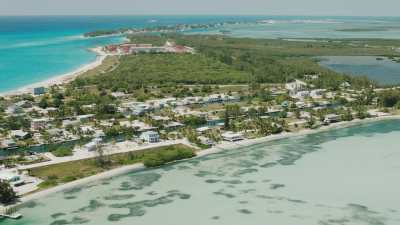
[1, 139, 17, 149]
[84, 138, 102, 151]
[285, 80, 307, 95]
[10, 130, 30, 140]
[164, 121, 184, 130]
[221, 132, 244, 142]
[76, 114, 95, 122]
[304, 74, 319, 80]
[31, 118, 49, 131]
[294, 91, 310, 99]
[324, 114, 341, 124]
[131, 120, 157, 132]
[0, 171, 20, 183]
[140, 131, 160, 143]
[94, 129, 106, 138]
[295, 101, 306, 109]
[62, 119, 80, 128]
[198, 136, 214, 146]
[299, 111, 311, 119]
[80, 125, 95, 135]
[340, 82, 351, 89]
[111, 92, 127, 98]
[151, 115, 170, 122]
[33, 87, 46, 95]
[196, 126, 211, 134]
[310, 89, 326, 99]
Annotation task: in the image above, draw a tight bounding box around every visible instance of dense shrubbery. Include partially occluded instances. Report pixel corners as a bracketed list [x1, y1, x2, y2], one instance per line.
[378, 89, 400, 107]
[143, 147, 196, 167]
[71, 35, 377, 92]
[52, 146, 73, 157]
[0, 180, 17, 204]
[72, 54, 249, 92]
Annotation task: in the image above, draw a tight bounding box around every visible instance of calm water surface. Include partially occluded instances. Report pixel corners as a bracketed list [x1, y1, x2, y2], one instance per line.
[4, 119, 400, 225]
[318, 56, 400, 85]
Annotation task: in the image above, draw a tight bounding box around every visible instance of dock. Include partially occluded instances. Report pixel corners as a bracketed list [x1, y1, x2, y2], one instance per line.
[0, 206, 22, 220]
[0, 213, 22, 219]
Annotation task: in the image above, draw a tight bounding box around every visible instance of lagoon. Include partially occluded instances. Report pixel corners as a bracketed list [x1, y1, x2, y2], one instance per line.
[4, 119, 400, 225]
[318, 56, 400, 86]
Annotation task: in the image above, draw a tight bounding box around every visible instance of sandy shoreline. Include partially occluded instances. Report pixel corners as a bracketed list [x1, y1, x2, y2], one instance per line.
[13, 114, 400, 207]
[0, 47, 107, 97]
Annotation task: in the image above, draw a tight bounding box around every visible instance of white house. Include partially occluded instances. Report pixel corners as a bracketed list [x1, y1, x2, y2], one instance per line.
[140, 131, 160, 143]
[324, 114, 341, 124]
[0, 171, 20, 183]
[84, 138, 102, 151]
[10, 130, 29, 140]
[285, 80, 307, 95]
[221, 132, 244, 142]
[310, 89, 326, 99]
[198, 136, 214, 146]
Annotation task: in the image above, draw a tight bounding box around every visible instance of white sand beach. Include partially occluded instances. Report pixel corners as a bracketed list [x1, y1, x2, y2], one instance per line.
[0, 47, 107, 97]
[13, 114, 400, 206]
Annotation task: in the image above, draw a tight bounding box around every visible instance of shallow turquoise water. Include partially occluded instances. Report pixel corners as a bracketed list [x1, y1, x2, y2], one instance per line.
[4, 119, 400, 225]
[0, 16, 256, 93]
[318, 56, 400, 86]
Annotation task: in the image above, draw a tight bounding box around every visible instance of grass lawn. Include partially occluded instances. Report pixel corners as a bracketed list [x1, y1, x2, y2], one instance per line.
[27, 144, 195, 190]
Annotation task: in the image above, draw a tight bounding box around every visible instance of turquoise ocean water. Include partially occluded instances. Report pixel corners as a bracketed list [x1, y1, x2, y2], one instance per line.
[1, 16, 400, 92]
[0, 16, 257, 93]
[3, 119, 400, 225]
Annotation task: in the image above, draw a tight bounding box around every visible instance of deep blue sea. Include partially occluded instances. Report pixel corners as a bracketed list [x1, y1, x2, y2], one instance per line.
[1, 15, 400, 92]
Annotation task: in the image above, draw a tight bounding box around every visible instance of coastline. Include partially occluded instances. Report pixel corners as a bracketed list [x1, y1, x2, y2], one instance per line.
[14, 114, 400, 206]
[0, 47, 108, 97]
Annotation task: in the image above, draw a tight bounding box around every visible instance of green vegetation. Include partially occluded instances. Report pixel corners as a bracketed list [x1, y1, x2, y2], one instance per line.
[72, 54, 249, 92]
[52, 146, 73, 157]
[84, 30, 127, 37]
[28, 144, 195, 189]
[79, 56, 119, 78]
[0, 180, 17, 204]
[70, 34, 399, 95]
[143, 146, 196, 167]
[378, 89, 400, 108]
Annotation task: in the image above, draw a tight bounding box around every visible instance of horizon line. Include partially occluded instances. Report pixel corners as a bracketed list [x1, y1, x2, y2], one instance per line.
[1, 14, 400, 18]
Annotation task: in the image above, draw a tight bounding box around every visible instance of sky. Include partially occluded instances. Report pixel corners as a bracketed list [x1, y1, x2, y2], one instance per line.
[1, 0, 399, 16]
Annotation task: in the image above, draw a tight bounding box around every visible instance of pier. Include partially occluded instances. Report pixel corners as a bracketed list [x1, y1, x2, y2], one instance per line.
[0, 206, 22, 220]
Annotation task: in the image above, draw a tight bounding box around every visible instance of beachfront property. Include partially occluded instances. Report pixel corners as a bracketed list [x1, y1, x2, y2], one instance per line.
[140, 131, 160, 143]
[104, 41, 195, 55]
[0, 71, 395, 208]
[324, 114, 341, 124]
[198, 136, 214, 146]
[221, 132, 244, 142]
[33, 87, 46, 96]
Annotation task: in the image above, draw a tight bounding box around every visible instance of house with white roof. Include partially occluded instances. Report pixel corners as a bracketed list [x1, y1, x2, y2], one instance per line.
[140, 131, 160, 143]
[285, 80, 307, 96]
[10, 130, 30, 140]
[221, 132, 244, 142]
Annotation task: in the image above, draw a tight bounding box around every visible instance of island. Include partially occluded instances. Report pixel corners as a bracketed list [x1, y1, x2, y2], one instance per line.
[1, 30, 400, 217]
